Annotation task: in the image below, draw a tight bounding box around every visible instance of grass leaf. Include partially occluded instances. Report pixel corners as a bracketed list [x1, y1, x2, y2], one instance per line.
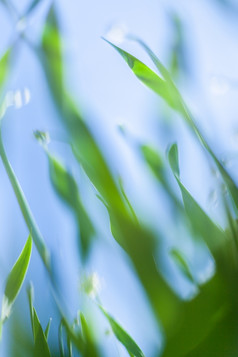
[1, 235, 32, 325]
[99, 306, 145, 357]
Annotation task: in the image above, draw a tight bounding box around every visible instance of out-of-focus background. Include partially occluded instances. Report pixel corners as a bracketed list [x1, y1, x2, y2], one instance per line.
[0, 0, 238, 356]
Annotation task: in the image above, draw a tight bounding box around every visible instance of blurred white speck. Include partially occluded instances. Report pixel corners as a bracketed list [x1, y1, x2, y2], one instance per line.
[24, 87, 31, 105]
[80, 272, 102, 299]
[14, 90, 23, 109]
[105, 24, 128, 45]
[210, 75, 229, 95]
[16, 17, 27, 33]
[0, 87, 31, 119]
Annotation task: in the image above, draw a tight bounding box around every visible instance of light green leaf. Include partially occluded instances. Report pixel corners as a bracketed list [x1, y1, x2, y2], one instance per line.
[1, 235, 32, 324]
[0, 48, 11, 91]
[99, 306, 145, 357]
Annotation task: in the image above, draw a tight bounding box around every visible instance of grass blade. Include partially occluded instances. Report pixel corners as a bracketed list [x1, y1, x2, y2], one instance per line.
[0, 235, 32, 336]
[99, 306, 145, 357]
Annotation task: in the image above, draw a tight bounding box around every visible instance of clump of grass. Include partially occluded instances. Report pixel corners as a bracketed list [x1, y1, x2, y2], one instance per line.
[0, 1, 237, 356]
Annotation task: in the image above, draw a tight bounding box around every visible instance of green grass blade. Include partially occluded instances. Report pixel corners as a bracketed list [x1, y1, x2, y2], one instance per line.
[33, 308, 51, 357]
[1, 235, 32, 326]
[0, 48, 11, 91]
[44, 318, 52, 341]
[99, 306, 145, 357]
[79, 312, 101, 357]
[41, 5, 63, 106]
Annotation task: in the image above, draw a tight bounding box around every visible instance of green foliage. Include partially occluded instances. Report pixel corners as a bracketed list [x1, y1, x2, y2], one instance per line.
[0, 2, 238, 357]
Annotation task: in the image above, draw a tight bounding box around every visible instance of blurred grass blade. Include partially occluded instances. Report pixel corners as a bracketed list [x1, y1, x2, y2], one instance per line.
[170, 248, 194, 284]
[99, 306, 145, 357]
[0, 132, 50, 270]
[141, 144, 182, 210]
[168, 143, 225, 256]
[47, 152, 95, 260]
[1, 235, 32, 327]
[0, 48, 11, 92]
[58, 321, 65, 357]
[41, 5, 63, 106]
[24, 0, 42, 17]
[45, 318, 52, 341]
[80, 312, 101, 357]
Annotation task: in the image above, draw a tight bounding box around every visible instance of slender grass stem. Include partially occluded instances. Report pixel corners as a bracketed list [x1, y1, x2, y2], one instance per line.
[0, 129, 51, 271]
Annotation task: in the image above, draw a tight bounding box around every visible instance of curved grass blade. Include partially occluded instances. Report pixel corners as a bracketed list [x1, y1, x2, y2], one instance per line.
[0, 235, 32, 337]
[106, 37, 238, 212]
[99, 306, 145, 357]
